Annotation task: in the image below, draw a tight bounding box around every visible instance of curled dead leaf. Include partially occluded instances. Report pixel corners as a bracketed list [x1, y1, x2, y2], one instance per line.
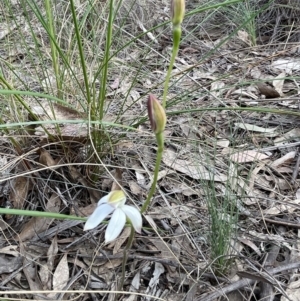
[256, 82, 280, 98]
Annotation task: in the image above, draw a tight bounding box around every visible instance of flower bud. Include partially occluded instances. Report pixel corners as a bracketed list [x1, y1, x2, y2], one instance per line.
[171, 0, 185, 27]
[147, 94, 166, 134]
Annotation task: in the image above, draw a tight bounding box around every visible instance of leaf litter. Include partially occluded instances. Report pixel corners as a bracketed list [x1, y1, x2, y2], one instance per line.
[0, 0, 300, 300]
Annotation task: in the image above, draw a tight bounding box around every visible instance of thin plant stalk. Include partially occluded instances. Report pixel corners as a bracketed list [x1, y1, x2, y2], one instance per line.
[118, 224, 135, 294]
[141, 94, 166, 213]
[0, 76, 57, 139]
[141, 1, 184, 210]
[0, 208, 86, 221]
[162, 26, 181, 108]
[140, 132, 164, 214]
[44, 0, 62, 99]
[162, 0, 185, 109]
[69, 0, 92, 108]
[98, 0, 115, 120]
[0, 75, 38, 122]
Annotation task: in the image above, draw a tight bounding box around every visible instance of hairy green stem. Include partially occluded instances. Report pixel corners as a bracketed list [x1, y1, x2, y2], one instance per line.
[162, 26, 181, 109]
[140, 133, 164, 214]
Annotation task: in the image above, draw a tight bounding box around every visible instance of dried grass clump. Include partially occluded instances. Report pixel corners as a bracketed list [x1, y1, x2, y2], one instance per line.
[185, 0, 300, 45]
[257, 0, 300, 43]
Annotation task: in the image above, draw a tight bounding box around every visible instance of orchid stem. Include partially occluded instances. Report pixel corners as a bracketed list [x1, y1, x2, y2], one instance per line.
[118, 224, 135, 295]
[162, 26, 182, 109]
[140, 133, 164, 214]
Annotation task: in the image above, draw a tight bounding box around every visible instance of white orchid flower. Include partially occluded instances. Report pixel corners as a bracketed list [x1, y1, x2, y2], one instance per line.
[84, 190, 142, 243]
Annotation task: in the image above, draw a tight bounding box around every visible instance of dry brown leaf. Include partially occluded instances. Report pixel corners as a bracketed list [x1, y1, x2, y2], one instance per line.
[9, 176, 31, 209]
[263, 199, 300, 215]
[230, 150, 269, 163]
[235, 122, 277, 133]
[169, 227, 184, 273]
[279, 100, 299, 109]
[231, 88, 258, 100]
[146, 262, 165, 296]
[37, 123, 88, 143]
[112, 227, 131, 254]
[114, 79, 131, 96]
[110, 78, 119, 89]
[264, 174, 292, 190]
[210, 80, 225, 98]
[296, 188, 300, 199]
[128, 180, 142, 195]
[180, 123, 192, 137]
[169, 204, 195, 226]
[69, 166, 101, 203]
[74, 203, 96, 217]
[163, 148, 227, 182]
[0, 254, 22, 274]
[270, 151, 296, 168]
[39, 148, 57, 167]
[0, 219, 10, 231]
[250, 66, 262, 79]
[116, 140, 135, 152]
[216, 139, 230, 147]
[239, 238, 261, 256]
[281, 278, 300, 301]
[135, 169, 146, 186]
[39, 263, 50, 289]
[237, 30, 251, 45]
[192, 69, 216, 80]
[0, 23, 18, 40]
[146, 169, 176, 189]
[144, 215, 157, 231]
[102, 257, 123, 269]
[52, 254, 69, 291]
[249, 230, 285, 243]
[31, 102, 83, 120]
[23, 261, 43, 292]
[248, 162, 266, 192]
[46, 236, 58, 288]
[274, 128, 300, 146]
[21, 244, 43, 292]
[220, 164, 260, 205]
[256, 82, 280, 98]
[177, 183, 202, 196]
[19, 193, 61, 241]
[124, 271, 140, 301]
[272, 71, 285, 95]
[275, 167, 293, 173]
[111, 168, 123, 191]
[0, 245, 19, 257]
[272, 57, 300, 74]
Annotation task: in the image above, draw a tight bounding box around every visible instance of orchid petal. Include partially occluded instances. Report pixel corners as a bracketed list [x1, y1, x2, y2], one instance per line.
[98, 194, 110, 206]
[122, 205, 142, 233]
[84, 203, 114, 231]
[105, 208, 126, 243]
